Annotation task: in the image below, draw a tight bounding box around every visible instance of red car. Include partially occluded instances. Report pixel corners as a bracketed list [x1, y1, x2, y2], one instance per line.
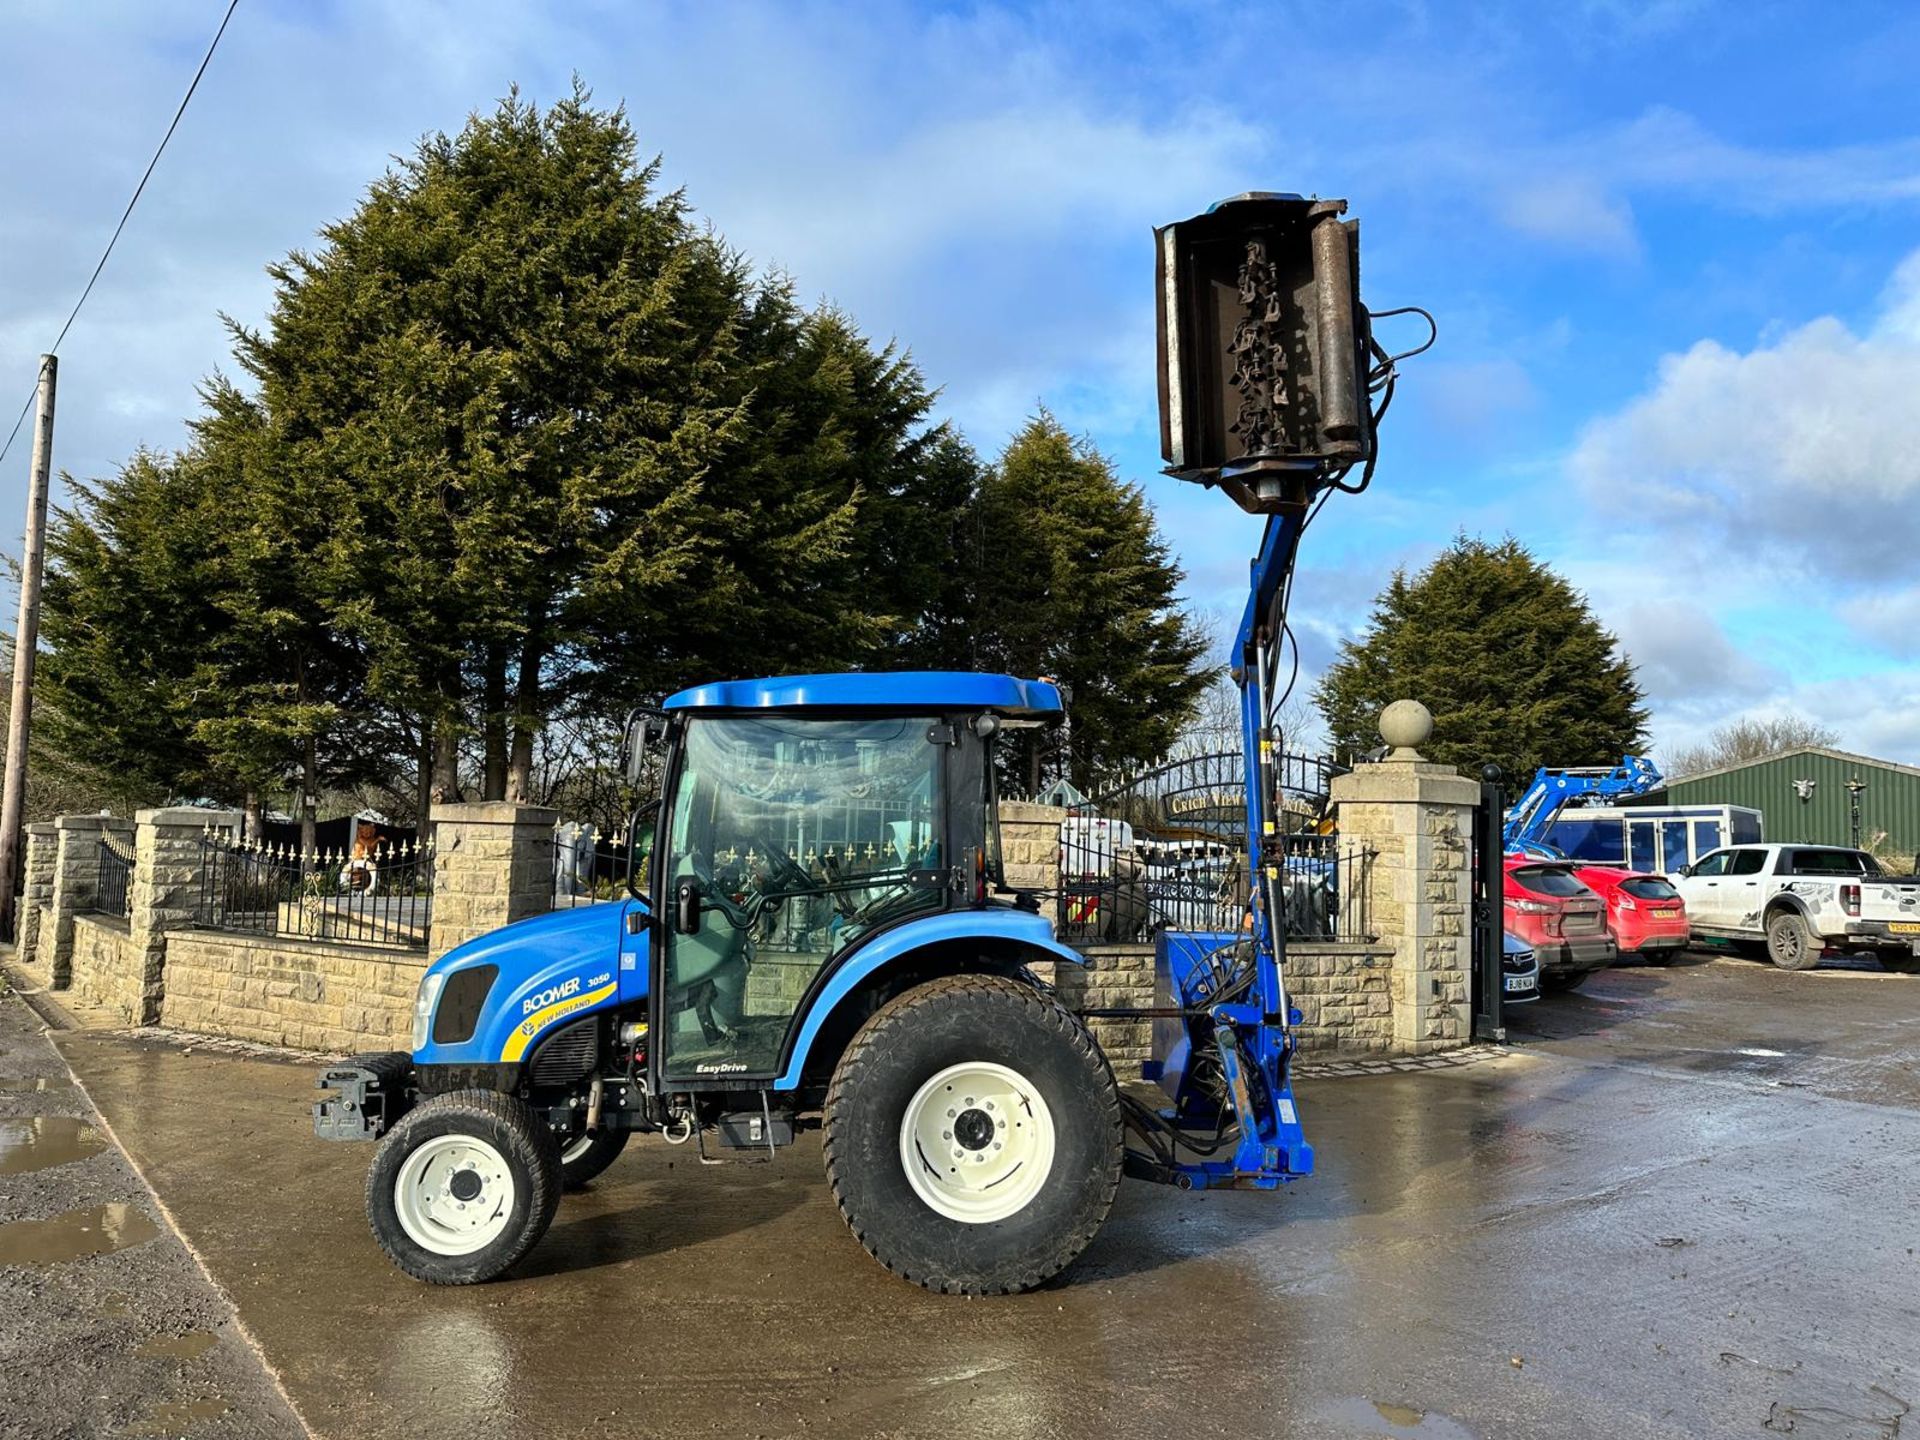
[1502, 857, 1615, 992]
[1571, 865, 1689, 965]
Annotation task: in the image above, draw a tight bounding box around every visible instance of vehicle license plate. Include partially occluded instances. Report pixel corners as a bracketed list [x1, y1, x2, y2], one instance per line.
[1653, 908, 1680, 918]
[1890, 922, 1920, 935]
[1503, 976, 1532, 993]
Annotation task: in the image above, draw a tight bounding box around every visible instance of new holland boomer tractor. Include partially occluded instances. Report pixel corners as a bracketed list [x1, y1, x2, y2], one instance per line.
[313, 193, 1418, 1293]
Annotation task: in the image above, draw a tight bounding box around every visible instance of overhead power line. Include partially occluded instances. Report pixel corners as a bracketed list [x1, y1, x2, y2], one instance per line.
[0, 0, 243, 472]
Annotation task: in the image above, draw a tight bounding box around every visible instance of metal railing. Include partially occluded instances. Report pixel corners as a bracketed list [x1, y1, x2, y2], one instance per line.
[195, 834, 433, 949]
[94, 835, 133, 919]
[1049, 749, 1374, 946]
[551, 823, 637, 909]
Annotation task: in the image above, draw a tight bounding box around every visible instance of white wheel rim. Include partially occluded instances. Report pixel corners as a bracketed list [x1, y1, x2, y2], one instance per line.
[560, 1134, 594, 1164]
[393, 1134, 517, 1256]
[899, 1061, 1055, 1224]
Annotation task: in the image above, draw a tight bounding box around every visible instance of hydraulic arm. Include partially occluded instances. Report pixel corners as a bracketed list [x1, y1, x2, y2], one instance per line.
[1127, 192, 1427, 1190]
[1503, 756, 1664, 859]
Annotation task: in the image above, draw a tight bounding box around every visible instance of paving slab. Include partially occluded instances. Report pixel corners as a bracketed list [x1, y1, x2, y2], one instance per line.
[0, 987, 305, 1440]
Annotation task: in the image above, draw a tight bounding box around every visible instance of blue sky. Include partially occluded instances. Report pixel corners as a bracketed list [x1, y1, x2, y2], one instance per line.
[4, 0, 1919, 762]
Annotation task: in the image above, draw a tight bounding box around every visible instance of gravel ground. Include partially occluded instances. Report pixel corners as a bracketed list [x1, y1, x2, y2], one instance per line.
[0, 979, 305, 1440]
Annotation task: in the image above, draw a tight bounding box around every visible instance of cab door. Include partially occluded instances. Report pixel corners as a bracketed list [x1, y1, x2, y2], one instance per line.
[657, 713, 947, 1083]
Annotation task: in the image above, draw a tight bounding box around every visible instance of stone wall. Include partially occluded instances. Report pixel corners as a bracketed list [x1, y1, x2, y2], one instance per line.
[1288, 941, 1396, 1054]
[68, 914, 143, 1023]
[1050, 944, 1154, 1073]
[162, 930, 425, 1053]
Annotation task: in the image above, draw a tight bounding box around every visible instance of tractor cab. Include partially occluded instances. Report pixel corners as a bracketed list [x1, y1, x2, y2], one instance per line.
[642, 672, 1061, 1084]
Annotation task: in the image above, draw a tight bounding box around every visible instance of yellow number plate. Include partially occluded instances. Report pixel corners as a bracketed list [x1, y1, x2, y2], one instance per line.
[1889, 922, 1920, 935]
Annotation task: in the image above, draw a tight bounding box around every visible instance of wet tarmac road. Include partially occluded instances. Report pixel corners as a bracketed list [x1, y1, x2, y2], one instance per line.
[28, 949, 1920, 1439]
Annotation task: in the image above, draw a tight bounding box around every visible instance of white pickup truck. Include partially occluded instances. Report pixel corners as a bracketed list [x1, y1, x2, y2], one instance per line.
[1669, 843, 1920, 972]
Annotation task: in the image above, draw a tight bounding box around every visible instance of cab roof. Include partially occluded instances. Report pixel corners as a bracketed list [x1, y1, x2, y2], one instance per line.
[663, 671, 1065, 716]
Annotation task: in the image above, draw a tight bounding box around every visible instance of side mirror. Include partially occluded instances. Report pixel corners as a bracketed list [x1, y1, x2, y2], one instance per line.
[1677, 863, 1693, 877]
[674, 878, 702, 935]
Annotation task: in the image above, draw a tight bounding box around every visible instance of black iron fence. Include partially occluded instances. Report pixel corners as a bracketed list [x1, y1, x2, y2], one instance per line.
[195, 835, 433, 949]
[551, 823, 639, 908]
[94, 835, 133, 919]
[1050, 749, 1374, 946]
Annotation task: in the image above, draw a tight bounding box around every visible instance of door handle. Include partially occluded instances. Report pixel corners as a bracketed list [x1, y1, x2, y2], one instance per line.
[674, 880, 702, 935]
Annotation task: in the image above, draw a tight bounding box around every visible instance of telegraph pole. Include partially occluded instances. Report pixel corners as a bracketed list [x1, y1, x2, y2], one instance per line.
[0, 355, 57, 941]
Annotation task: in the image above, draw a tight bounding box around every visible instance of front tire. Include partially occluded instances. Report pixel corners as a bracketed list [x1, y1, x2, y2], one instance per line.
[366, 1089, 560, 1285]
[559, 1129, 630, 1191]
[823, 974, 1122, 1295]
[1765, 911, 1822, 971]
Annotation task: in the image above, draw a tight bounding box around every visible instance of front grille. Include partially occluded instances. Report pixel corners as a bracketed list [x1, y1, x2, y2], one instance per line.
[529, 1017, 599, 1087]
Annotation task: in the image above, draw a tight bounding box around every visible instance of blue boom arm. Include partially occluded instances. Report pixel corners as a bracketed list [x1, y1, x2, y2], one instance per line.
[1142, 499, 1317, 1190]
[1503, 755, 1664, 858]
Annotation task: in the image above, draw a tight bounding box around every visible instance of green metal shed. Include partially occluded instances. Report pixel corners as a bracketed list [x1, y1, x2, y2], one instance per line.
[1648, 747, 1920, 860]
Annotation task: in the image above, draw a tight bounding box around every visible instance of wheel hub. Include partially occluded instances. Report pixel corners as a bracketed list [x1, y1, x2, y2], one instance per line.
[898, 1061, 1057, 1224]
[392, 1135, 516, 1257]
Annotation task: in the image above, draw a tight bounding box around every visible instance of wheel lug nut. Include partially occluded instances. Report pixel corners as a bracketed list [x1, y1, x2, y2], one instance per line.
[942, 1130, 952, 1140]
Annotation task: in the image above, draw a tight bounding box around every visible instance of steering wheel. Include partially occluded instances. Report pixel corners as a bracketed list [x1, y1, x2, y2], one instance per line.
[688, 850, 753, 929]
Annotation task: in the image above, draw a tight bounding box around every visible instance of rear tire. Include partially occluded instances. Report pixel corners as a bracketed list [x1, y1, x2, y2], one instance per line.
[1881, 954, 1920, 975]
[1539, 970, 1590, 994]
[1640, 948, 1677, 967]
[559, 1129, 630, 1191]
[366, 1089, 560, 1285]
[1765, 911, 1822, 971]
[822, 974, 1122, 1295]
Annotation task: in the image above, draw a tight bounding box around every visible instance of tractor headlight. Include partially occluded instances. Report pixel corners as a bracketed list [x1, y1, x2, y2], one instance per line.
[411, 972, 447, 1052]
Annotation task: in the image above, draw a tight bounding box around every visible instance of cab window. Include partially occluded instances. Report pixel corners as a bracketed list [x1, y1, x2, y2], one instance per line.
[1728, 849, 1767, 876]
[1690, 850, 1732, 878]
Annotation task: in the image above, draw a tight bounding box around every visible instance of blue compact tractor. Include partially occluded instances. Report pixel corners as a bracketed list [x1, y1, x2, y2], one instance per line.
[315, 192, 1416, 1292]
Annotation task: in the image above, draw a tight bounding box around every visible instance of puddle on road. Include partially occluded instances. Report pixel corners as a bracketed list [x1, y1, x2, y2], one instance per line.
[137, 1330, 218, 1360]
[0, 1115, 106, 1174]
[1319, 1396, 1478, 1439]
[0, 1075, 68, 1093]
[0, 1203, 160, 1265]
[129, 1396, 228, 1435]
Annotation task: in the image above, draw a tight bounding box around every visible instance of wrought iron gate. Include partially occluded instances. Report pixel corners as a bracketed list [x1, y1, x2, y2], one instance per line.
[1470, 769, 1506, 1041]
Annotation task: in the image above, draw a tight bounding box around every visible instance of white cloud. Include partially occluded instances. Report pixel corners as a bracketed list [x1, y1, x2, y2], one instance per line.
[1495, 179, 1639, 258]
[1568, 251, 1920, 575]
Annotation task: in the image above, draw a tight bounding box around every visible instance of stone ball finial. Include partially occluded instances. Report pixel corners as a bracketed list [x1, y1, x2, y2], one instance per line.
[1379, 699, 1432, 761]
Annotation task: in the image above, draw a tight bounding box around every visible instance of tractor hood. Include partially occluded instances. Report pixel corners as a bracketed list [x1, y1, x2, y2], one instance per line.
[414, 900, 643, 1068]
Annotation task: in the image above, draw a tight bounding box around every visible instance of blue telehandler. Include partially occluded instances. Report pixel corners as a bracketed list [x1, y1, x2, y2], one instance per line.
[314, 193, 1414, 1293]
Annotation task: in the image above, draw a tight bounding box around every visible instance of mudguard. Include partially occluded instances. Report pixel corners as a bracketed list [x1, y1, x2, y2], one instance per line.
[414, 903, 640, 1067]
[773, 907, 1085, 1090]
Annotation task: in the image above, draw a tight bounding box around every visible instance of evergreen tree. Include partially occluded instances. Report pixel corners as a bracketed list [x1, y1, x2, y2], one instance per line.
[953, 414, 1212, 790]
[1315, 535, 1648, 781]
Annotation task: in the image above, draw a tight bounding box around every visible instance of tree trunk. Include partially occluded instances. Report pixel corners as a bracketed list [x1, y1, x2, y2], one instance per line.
[430, 682, 463, 809]
[296, 660, 317, 874]
[506, 631, 544, 804]
[243, 790, 262, 842]
[483, 647, 508, 801]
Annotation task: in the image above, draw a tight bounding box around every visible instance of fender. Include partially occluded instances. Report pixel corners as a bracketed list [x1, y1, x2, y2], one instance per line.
[773, 906, 1086, 1090]
[414, 902, 635, 1067]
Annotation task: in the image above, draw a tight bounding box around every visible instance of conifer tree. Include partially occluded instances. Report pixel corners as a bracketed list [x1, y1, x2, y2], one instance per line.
[1315, 536, 1648, 781]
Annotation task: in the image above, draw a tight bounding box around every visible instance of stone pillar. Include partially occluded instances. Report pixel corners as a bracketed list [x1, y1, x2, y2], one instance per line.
[128, 807, 239, 1026]
[1327, 702, 1478, 1054]
[997, 801, 1066, 896]
[47, 815, 130, 987]
[17, 822, 56, 971]
[429, 802, 560, 959]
